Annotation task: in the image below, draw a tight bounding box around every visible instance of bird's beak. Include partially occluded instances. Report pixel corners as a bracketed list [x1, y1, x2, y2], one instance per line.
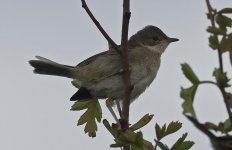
[167, 38, 179, 43]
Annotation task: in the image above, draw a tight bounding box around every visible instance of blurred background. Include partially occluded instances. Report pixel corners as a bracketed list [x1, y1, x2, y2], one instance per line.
[0, 0, 231, 149]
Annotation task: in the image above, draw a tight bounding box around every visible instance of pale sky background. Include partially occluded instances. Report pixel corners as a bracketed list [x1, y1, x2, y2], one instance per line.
[1, 0, 232, 150]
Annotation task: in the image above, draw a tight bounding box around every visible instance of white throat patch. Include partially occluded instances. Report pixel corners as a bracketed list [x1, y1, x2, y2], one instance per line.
[141, 41, 169, 54]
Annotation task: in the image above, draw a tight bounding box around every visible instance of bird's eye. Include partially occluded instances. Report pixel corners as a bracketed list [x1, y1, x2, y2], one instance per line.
[152, 36, 159, 41]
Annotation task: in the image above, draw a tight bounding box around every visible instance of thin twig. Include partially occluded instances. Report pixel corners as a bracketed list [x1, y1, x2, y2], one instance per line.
[81, 0, 122, 55]
[205, 0, 215, 27]
[200, 80, 218, 86]
[205, 0, 232, 126]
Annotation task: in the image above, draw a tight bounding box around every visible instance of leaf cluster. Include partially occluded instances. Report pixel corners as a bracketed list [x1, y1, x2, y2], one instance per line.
[154, 121, 194, 150]
[71, 99, 194, 150]
[103, 118, 153, 150]
[180, 7, 232, 148]
[207, 8, 232, 60]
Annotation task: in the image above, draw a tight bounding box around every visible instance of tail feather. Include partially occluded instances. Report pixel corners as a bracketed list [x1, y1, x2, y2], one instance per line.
[29, 56, 74, 78]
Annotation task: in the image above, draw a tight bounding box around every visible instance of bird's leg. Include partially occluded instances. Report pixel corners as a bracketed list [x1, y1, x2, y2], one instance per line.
[106, 98, 120, 125]
[116, 100, 122, 118]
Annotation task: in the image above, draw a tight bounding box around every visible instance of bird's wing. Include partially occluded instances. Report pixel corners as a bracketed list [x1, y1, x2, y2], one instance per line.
[77, 49, 117, 67]
[76, 49, 123, 83]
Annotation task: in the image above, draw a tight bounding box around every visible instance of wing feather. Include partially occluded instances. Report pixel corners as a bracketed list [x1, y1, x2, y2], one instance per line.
[76, 49, 122, 83]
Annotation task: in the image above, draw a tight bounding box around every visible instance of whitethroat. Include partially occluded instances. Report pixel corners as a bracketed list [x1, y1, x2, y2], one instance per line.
[29, 25, 179, 103]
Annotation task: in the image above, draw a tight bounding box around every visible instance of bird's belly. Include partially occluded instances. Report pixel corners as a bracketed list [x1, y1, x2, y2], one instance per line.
[89, 69, 157, 102]
[130, 74, 156, 100]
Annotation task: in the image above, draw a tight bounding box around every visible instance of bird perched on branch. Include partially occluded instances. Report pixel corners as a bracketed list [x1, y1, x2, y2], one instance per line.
[29, 25, 178, 103]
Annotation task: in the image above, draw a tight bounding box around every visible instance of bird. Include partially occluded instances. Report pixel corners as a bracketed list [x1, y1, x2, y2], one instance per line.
[29, 25, 178, 104]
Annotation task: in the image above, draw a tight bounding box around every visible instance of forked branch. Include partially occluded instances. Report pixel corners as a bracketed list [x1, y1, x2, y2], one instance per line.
[80, 1, 132, 149]
[205, 0, 232, 124]
[81, 0, 121, 55]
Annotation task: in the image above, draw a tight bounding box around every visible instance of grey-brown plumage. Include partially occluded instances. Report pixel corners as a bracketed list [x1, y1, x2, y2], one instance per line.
[29, 56, 74, 78]
[29, 25, 178, 102]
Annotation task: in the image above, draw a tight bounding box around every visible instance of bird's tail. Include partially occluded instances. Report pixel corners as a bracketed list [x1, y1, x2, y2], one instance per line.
[29, 56, 75, 78]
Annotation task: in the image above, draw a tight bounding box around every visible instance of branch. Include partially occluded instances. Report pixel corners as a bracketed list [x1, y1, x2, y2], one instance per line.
[81, 1, 132, 149]
[205, 0, 232, 124]
[120, 0, 131, 129]
[186, 116, 216, 140]
[205, 0, 224, 72]
[120, 0, 131, 150]
[186, 116, 232, 150]
[205, 0, 224, 73]
[81, 0, 121, 55]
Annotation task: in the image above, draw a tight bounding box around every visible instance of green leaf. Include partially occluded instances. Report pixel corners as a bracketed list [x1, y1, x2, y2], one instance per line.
[216, 14, 232, 29]
[171, 133, 194, 150]
[173, 141, 195, 150]
[155, 123, 166, 141]
[84, 119, 97, 137]
[103, 119, 118, 138]
[219, 8, 232, 14]
[118, 130, 137, 144]
[207, 26, 226, 35]
[102, 119, 111, 130]
[209, 35, 219, 49]
[135, 131, 143, 147]
[221, 33, 232, 52]
[71, 99, 102, 137]
[213, 68, 230, 87]
[71, 101, 91, 111]
[180, 86, 198, 119]
[77, 108, 93, 125]
[223, 118, 232, 133]
[104, 120, 153, 149]
[227, 93, 232, 108]
[155, 121, 183, 142]
[154, 122, 193, 150]
[181, 63, 200, 84]
[156, 141, 170, 150]
[126, 131, 152, 149]
[220, 35, 232, 53]
[165, 121, 182, 136]
[171, 133, 190, 150]
[130, 114, 154, 131]
[94, 100, 102, 122]
[143, 139, 154, 150]
[129, 131, 153, 150]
